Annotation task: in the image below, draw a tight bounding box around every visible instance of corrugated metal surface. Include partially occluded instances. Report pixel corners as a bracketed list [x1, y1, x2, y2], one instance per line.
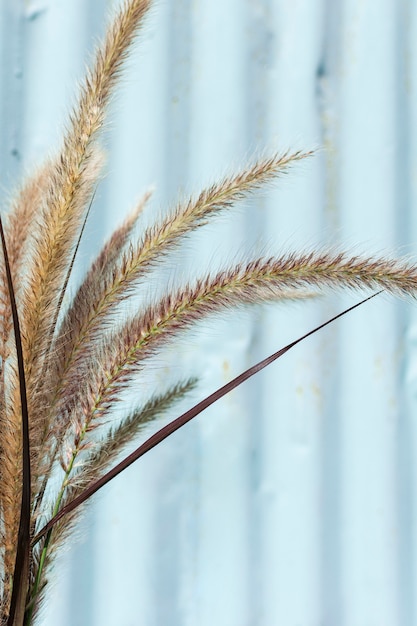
[0, 0, 416, 624]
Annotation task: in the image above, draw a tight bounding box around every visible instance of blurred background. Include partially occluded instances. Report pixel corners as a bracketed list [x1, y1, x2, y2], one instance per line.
[0, 0, 416, 624]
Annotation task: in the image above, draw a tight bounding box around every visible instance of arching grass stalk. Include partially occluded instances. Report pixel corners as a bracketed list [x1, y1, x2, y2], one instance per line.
[32, 290, 381, 548]
[27, 291, 379, 624]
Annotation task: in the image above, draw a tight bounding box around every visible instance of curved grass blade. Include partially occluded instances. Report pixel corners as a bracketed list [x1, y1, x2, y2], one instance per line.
[50, 188, 97, 345]
[0, 216, 31, 625]
[33, 291, 381, 545]
[34, 189, 97, 407]
[30, 189, 98, 563]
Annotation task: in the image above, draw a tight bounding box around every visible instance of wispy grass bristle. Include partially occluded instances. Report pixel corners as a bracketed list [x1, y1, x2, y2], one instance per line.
[54, 378, 197, 535]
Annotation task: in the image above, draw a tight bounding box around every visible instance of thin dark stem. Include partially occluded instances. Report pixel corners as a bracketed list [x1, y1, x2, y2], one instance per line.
[32, 291, 381, 545]
[0, 216, 31, 626]
[32, 189, 98, 522]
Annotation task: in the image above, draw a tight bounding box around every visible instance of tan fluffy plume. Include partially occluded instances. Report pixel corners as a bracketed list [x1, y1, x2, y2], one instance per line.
[0, 0, 415, 624]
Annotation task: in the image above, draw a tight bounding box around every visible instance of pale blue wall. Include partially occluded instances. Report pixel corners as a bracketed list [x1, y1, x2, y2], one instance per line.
[1, 0, 417, 624]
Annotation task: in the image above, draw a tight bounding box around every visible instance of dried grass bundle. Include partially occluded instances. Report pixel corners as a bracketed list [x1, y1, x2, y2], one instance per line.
[0, 1, 414, 624]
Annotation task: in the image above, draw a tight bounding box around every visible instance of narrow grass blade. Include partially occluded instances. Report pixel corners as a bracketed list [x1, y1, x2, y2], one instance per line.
[32, 291, 380, 545]
[51, 188, 97, 344]
[31, 189, 98, 543]
[0, 216, 31, 625]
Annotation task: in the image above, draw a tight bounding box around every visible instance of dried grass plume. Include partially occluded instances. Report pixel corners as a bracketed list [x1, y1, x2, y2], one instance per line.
[0, 0, 415, 624]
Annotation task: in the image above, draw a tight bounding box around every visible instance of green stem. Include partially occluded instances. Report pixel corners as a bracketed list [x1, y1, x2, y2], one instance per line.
[25, 422, 89, 625]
